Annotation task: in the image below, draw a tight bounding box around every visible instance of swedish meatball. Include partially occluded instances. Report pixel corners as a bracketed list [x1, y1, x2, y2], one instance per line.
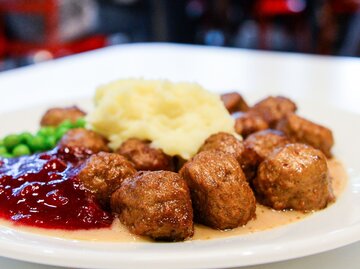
[198, 132, 244, 163]
[197, 132, 256, 181]
[235, 112, 269, 138]
[242, 129, 290, 180]
[221, 92, 249, 113]
[40, 106, 86, 127]
[59, 128, 110, 153]
[116, 138, 173, 171]
[111, 171, 193, 241]
[250, 96, 297, 127]
[276, 113, 334, 158]
[244, 129, 290, 163]
[253, 143, 334, 211]
[180, 151, 256, 230]
[78, 152, 136, 207]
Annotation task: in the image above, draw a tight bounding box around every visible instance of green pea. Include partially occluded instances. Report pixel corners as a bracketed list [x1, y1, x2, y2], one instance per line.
[44, 136, 57, 149]
[0, 146, 7, 155]
[12, 144, 31, 157]
[55, 126, 69, 141]
[59, 120, 73, 129]
[19, 132, 34, 144]
[27, 135, 46, 152]
[37, 127, 56, 137]
[74, 118, 86, 128]
[3, 134, 21, 151]
[0, 152, 13, 158]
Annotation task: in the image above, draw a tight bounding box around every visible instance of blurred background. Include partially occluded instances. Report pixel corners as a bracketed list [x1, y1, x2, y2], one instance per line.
[0, 0, 359, 72]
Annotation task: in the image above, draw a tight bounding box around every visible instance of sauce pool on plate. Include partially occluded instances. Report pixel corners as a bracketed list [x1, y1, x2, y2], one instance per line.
[0, 155, 346, 242]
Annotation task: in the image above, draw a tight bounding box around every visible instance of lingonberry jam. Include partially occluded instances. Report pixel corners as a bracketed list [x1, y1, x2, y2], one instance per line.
[0, 148, 113, 230]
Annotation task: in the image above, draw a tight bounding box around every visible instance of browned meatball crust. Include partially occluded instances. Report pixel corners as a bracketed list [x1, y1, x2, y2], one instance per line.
[180, 151, 256, 230]
[276, 113, 334, 158]
[250, 96, 297, 127]
[111, 171, 194, 241]
[221, 92, 249, 113]
[197, 132, 255, 181]
[78, 152, 136, 207]
[235, 112, 269, 138]
[198, 132, 244, 163]
[253, 143, 334, 211]
[116, 138, 173, 171]
[242, 129, 290, 181]
[40, 106, 86, 127]
[244, 129, 290, 163]
[59, 128, 110, 153]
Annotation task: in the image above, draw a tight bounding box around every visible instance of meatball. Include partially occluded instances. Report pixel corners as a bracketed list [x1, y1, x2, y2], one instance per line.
[59, 128, 110, 153]
[111, 171, 194, 241]
[180, 151, 256, 230]
[253, 143, 334, 211]
[276, 113, 334, 158]
[197, 132, 255, 181]
[235, 112, 269, 138]
[78, 152, 136, 207]
[244, 129, 290, 163]
[40, 106, 86, 127]
[220, 92, 249, 113]
[243, 130, 290, 180]
[250, 96, 297, 127]
[198, 132, 244, 164]
[116, 138, 173, 171]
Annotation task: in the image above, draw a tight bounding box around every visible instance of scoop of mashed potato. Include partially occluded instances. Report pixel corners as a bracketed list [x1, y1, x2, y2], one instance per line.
[87, 79, 236, 159]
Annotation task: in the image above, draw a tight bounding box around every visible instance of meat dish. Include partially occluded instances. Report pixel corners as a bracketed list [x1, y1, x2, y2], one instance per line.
[0, 85, 340, 242]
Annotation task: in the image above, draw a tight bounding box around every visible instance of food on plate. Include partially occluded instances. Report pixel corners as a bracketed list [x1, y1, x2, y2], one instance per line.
[241, 130, 290, 181]
[244, 129, 290, 164]
[197, 132, 256, 181]
[0, 149, 113, 229]
[0, 79, 344, 242]
[276, 113, 334, 158]
[0, 118, 86, 158]
[198, 132, 245, 164]
[111, 171, 194, 241]
[59, 128, 110, 154]
[40, 106, 86, 127]
[234, 112, 269, 138]
[253, 143, 334, 211]
[220, 92, 249, 113]
[87, 79, 235, 159]
[250, 96, 297, 128]
[116, 138, 174, 171]
[78, 152, 136, 207]
[180, 150, 256, 229]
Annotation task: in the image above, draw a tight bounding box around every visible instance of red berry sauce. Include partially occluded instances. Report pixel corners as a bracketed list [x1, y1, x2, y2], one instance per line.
[0, 148, 113, 230]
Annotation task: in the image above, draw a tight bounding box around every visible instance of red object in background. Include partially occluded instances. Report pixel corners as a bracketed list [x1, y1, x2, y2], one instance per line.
[255, 0, 308, 50]
[0, 0, 105, 59]
[7, 35, 107, 58]
[256, 0, 306, 16]
[331, 0, 360, 14]
[0, 22, 5, 58]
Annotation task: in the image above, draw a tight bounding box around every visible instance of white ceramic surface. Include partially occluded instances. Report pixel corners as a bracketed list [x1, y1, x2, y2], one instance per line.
[0, 43, 359, 269]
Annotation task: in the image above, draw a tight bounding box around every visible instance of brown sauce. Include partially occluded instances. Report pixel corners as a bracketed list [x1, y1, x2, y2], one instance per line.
[0, 158, 347, 242]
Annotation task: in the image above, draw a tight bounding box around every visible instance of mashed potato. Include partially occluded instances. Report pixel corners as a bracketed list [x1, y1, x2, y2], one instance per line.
[87, 79, 236, 159]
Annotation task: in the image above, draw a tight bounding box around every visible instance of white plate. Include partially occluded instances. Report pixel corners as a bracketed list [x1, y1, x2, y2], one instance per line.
[0, 44, 359, 269]
[0, 97, 359, 269]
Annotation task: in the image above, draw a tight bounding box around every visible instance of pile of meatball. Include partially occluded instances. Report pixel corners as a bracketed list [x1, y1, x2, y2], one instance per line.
[40, 93, 335, 242]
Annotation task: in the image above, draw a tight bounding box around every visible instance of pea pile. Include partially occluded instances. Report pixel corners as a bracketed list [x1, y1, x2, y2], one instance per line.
[0, 118, 86, 158]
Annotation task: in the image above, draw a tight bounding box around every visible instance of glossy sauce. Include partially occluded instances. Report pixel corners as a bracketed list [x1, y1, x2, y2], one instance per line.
[0, 148, 113, 230]
[0, 157, 347, 242]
